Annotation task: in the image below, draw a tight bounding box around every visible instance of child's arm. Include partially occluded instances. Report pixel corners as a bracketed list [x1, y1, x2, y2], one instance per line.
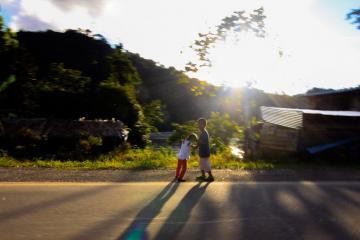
[193, 139, 199, 148]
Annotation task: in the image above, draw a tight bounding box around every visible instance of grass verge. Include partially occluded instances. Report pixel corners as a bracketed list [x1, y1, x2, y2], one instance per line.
[0, 148, 358, 170]
[0, 148, 275, 170]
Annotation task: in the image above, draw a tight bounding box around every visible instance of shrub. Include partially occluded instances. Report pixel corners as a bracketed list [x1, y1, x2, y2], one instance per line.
[78, 132, 103, 152]
[169, 112, 243, 153]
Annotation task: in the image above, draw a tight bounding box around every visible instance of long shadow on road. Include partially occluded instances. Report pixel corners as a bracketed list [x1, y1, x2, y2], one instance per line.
[152, 182, 210, 239]
[118, 181, 179, 240]
[230, 182, 360, 240]
[0, 184, 116, 224]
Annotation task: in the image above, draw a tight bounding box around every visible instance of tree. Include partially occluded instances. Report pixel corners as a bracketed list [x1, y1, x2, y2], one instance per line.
[36, 63, 91, 118]
[143, 100, 165, 132]
[0, 15, 42, 114]
[0, 15, 18, 90]
[42, 63, 91, 93]
[347, 8, 360, 29]
[127, 52, 218, 128]
[169, 112, 242, 152]
[17, 29, 113, 84]
[186, 7, 266, 73]
[107, 47, 141, 86]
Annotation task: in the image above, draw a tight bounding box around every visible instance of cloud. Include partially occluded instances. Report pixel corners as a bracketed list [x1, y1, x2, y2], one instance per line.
[11, 14, 55, 31]
[0, 0, 16, 5]
[9, 0, 99, 32]
[49, 0, 107, 17]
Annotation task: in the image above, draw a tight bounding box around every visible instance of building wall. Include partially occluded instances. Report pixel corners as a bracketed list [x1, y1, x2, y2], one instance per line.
[351, 96, 360, 110]
[306, 89, 360, 111]
[301, 114, 360, 148]
[259, 123, 299, 152]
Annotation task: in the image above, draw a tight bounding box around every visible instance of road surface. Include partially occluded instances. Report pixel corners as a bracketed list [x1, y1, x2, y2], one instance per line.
[0, 181, 359, 240]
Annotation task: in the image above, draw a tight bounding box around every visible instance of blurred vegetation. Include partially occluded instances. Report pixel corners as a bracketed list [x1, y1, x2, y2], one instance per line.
[347, 8, 360, 29]
[186, 7, 266, 73]
[2, 146, 358, 170]
[169, 112, 243, 153]
[0, 147, 272, 170]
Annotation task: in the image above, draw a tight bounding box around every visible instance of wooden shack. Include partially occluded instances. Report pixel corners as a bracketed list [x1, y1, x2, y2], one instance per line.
[0, 118, 129, 149]
[299, 87, 360, 111]
[259, 106, 360, 156]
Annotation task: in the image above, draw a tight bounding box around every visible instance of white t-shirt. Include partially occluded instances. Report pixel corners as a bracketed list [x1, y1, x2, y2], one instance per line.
[178, 140, 191, 160]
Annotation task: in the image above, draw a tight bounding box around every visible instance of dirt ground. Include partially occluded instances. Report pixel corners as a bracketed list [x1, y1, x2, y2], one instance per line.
[1, 167, 360, 182]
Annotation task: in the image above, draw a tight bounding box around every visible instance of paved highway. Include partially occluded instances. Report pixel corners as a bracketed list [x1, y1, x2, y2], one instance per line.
[0, 181, 359, 240]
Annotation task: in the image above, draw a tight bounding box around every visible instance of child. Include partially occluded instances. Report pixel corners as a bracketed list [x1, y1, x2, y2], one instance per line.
[196, 118, 214, 182]
[175, 133, 198, 182]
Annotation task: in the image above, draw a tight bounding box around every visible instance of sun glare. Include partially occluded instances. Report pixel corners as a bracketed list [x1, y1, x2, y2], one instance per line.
[186, 0, 360, 95]
[190, 32, 285, 92]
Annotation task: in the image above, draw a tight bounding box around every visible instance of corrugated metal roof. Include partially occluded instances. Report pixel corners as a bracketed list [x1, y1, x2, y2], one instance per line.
[260, 106, 360, 129]
[301, 109, 360, 117]
[260, 107, 303, 129]
[298, 87, 360, 97]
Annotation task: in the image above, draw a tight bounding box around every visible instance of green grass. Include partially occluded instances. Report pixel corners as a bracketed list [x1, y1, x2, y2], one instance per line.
[0, 148, 358, 170]
[0, 147, 274, 170]
[0, 148, 174, 169]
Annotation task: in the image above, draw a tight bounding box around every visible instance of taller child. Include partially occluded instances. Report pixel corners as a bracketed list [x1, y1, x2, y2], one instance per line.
[196, 118, 214, 182]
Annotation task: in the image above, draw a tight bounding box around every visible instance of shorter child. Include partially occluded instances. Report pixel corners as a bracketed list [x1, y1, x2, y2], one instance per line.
[175, 133, 198, 182]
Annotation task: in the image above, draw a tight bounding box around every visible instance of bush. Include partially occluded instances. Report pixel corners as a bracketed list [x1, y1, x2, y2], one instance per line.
[169, 112, 243, 153]
[17, 127, 42, 145]
[78, 131, 103, 152]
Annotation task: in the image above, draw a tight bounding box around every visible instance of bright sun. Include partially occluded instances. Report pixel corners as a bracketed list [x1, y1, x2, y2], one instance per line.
[185, 1, 360, 96]
[192, 33, 285, 93]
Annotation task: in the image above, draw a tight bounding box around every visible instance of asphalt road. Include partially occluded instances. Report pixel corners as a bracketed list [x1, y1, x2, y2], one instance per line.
[0, 182, 359, 240]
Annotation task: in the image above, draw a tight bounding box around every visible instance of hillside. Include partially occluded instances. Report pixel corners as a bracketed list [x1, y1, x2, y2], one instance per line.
[1, 28, 305, 143]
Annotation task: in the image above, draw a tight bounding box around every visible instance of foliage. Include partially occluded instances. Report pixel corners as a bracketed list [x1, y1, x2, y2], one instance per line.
[347, 8, 360, 29]
[107, 47, 141, 86]
[0, 147, 274, 170]
[2, 146, 360, 170]
[16, 127, 43, 151]
[186, 7, 266, 72]
[305, 87, 335, 95]
[78, 131, 103, 153]
[41, 63, 91, 93]
[8, 145, 357, 170]
[0, 16, 18, 90]
[0, 75, 16, 92]
[0, 24, 155, 146]
[91, 80, 150, 147]
[169, 112, 243, 152]
[169, 120, 198, 144]
[143, 100, 165, 132]
[17, 29, 113, 83]
[207, 112, 243, 149]
[128, 53, 218, 128]
[0, 17, 18, 48]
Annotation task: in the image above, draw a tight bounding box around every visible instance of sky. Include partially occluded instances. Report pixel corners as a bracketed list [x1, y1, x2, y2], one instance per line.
[0, 0, 360, 95]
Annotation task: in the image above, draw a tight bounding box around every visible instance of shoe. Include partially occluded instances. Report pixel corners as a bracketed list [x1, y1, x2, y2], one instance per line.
[177, 179, 186, 182]
[206, 176, 215, 182]
[196, 175, 206, 181]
